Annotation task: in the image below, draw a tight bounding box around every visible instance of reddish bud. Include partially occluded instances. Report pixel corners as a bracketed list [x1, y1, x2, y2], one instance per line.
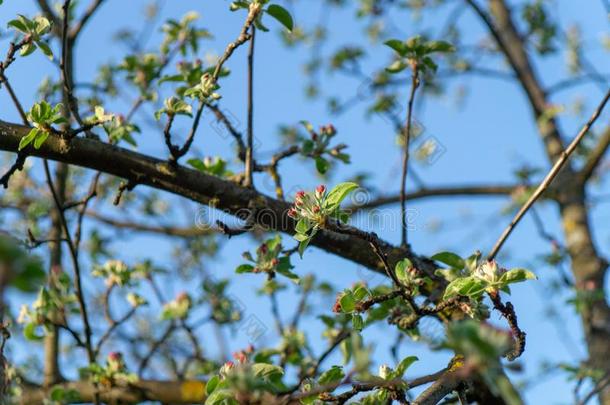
[316, 184, 326, 196]
[295, 191, 305, 200]
[271, 258, 280, 267]
[233, 351, 247, 363]
[176, 291, 189, 302]
[321, 124, 337, 136]
[258, 243, 268, 254]
[287, 208, 298, 218]
[312, 205, 321, 213]
[108, 351, 122, 362]
[332, 298, 342, 313]
[311, 132, 318, 141]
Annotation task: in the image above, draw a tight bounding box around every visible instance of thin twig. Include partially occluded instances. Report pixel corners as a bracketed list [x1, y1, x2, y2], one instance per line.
[488, 89, 610, 260]
[42, 160, 96, 364]
[400, 69, 420, 247]
[245, 26, 256, 188]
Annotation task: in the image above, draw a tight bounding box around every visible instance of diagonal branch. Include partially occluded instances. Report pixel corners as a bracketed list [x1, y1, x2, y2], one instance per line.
[488, 90, 610, 260]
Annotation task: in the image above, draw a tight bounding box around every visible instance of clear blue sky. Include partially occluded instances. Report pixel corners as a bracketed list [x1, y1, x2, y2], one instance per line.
[1, 1, 609, 404]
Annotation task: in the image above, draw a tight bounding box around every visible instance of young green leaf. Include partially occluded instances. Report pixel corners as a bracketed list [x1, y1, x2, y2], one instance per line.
[318, 365, 345, 385]
[384, 39, 407, 56]
[394, 355, 418, 378]
[265, 4, 294, 32]
[499, 268, 536, 284]
[431, 251, 465, 270]
[324, 182, 358, 211]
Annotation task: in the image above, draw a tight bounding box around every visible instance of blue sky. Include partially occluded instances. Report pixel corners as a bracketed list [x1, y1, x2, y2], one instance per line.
[1, 0, 609, 403]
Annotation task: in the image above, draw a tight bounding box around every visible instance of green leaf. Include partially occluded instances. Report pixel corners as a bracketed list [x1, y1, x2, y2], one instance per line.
[298, 238, 310, 257]
[500, 268, 536, 284]
[395, 258, 413, 285]
[37, 41, 53, 59]
[19, 128, 39, 150]
[276, 266, 300, 284]
[206, 375, 219, 395]
[235, 264, 255, 274]
[20, 43, 36, 57]
[352, 313, 364, 331]
[339, 293, 355, 313]
[315, 156, 329, 174]
[384, 39, 407, 56]
[318, 365, 345, 385]
[386, 60, 408, 74]
[265, 5, 294, 32]
[324, 182, 359, 211]
[431, 252, 465, 269]
[443, 276, 486, 299]
[8, 18, 28, 33]
[426, 40, 455, 53]
[187, 158, 206, 172]
[251, 363, 284, 379]
[24, 322, 44, 341]
[33, 130, 49, 149]
[394, 355, 418, 378]
[295, 218, 310, 235]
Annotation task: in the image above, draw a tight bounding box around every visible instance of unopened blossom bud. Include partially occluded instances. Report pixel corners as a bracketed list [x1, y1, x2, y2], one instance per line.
[271, 258, 280, 267]
[233, 350, 247, 363]
[108, 351, 122, 362]
[287, 208, 298, 218]
[315, 184, 326, 198]
[312, 205, 321, 214]
[246, 344, 255, 353]
[295, 191, 305, 201]
[176, 291, 189, 302]
[311, 132, 318, 141]
[378, 364, 391, 379]
[220, 361, 235, 376]
[258, 243, 268, 254]
[332, 295, 342, 313]
[321, 124, 336, 136]
[107, 352, 124, 372]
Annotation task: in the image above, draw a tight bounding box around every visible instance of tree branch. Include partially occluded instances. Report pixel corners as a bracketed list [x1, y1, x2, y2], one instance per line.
[19, 379, 205, 404]
[0, 119, 435, 279]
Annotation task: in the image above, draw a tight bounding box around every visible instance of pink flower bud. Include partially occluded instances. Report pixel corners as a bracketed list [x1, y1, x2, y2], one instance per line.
[258, 243, 268, 254]
[316, 184, 326, 196]
[233, 351, 247, 363]
[312, 205, 321, 213]
[332, 297, 342, 313]
[108, 351, 122, 362]
[287, 208, 298, 218]
[176, 291, 189, 302]
[295, 191, 305, 201]
[271, 258, 280, 267]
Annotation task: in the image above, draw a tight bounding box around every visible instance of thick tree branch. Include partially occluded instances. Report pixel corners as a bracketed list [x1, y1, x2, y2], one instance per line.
[0, 120, 434, 278]
[19, 380, 205, 404]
